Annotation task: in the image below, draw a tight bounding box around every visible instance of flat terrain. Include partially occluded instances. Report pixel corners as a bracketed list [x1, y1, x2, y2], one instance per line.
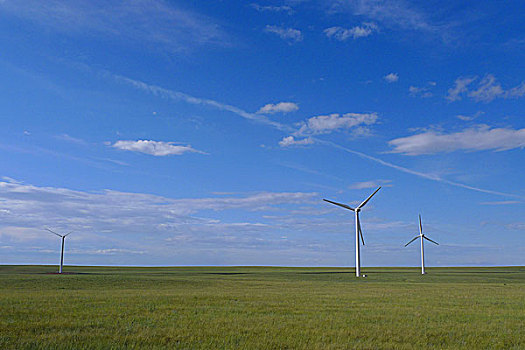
[1, 265, 524, 349]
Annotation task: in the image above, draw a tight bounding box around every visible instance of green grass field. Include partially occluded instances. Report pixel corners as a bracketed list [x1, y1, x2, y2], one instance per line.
[1, 265, 524, 349]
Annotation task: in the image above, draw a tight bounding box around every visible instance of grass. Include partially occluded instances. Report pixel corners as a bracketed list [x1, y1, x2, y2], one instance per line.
[1, 265, 524, 349]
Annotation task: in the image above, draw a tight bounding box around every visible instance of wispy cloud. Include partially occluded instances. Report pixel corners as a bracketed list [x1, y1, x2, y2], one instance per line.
[446, 76, 476, 102]
[90, 248, 146, 255]
[251, 4, 293, 15]
[112, 140, 206, 156]
[328, 0, 440, 34]
[55, 133, 88, 145]
[324, 22, 378, 40]
[456, 111, 483, 121]
[409, 82, 436, 98]
[0, 179, 320, 237]
[257, 102, 299, 114]
[264, 25, 303, 43]
[447, 74, 525, 102]
[0, 0, 228, 52]
[388, 125, 525, 155]
[349, 180, 392, 189]
[480, 201, 521, 205]
[506, 222, 525, 231]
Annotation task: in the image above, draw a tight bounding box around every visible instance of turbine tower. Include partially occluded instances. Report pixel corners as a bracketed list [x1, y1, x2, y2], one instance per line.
[46, 228, 73, 274]
[324, 187, 381, 277]
[404, 215, 439, 274]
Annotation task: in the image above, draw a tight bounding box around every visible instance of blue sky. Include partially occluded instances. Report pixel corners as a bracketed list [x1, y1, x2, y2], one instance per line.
[0, 0, 524, 267]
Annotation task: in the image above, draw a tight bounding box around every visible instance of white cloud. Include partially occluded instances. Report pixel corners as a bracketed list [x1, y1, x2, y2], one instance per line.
[297, 112, 378, 135]
[384, 73, 399, 83]
[0, 0, 228, 52]
[264, 25, 303, 43]
[112, 140, 205, 156]
[324, 23, 378, 40]
[257, 102, 299, 114]
[279, 136, 314, 147]
[388, 125, 525, 155]
[447, 74, 525, 102]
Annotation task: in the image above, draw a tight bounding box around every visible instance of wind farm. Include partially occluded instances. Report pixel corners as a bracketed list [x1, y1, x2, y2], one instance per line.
[1, 0, 524, 349]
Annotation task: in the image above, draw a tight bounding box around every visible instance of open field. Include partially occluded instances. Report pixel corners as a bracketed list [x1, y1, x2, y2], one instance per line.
[1, 265, 524, 349]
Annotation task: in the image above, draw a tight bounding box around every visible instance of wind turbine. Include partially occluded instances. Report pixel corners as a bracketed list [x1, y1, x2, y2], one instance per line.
[46, 228, 73, 274]
[404, 215, 439, 275]
[324, 187, 381, 277]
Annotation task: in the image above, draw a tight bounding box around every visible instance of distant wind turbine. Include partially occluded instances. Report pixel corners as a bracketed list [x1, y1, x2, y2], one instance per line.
[324, 187, 381, 277]
[405, 215, 439, 275]
[46, 228, 73, 274]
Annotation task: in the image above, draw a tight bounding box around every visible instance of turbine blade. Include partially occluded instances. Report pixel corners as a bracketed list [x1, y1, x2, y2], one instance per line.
[404, 236, 419, 247]
[419, 215, 423, 235]
[45, 228, 63, 238]
[323, 199, 355, 211]
[358, 218, 365, 245]
[423, 236, 439, 245]
[357, 187, 381, 209]
[64, 231, 73, 237]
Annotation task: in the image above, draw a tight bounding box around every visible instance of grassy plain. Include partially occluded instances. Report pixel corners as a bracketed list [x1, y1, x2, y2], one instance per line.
[0, 265, 524, 349]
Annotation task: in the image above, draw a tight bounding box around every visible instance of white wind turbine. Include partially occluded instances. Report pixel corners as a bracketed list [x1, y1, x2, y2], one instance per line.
[46, 228, 73, 274]
[404, 215, 439, 275]
[324, 187, 381, 277]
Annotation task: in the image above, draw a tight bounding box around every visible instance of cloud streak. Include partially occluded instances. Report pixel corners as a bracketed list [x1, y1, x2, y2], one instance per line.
[115, 75, 293, 132]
